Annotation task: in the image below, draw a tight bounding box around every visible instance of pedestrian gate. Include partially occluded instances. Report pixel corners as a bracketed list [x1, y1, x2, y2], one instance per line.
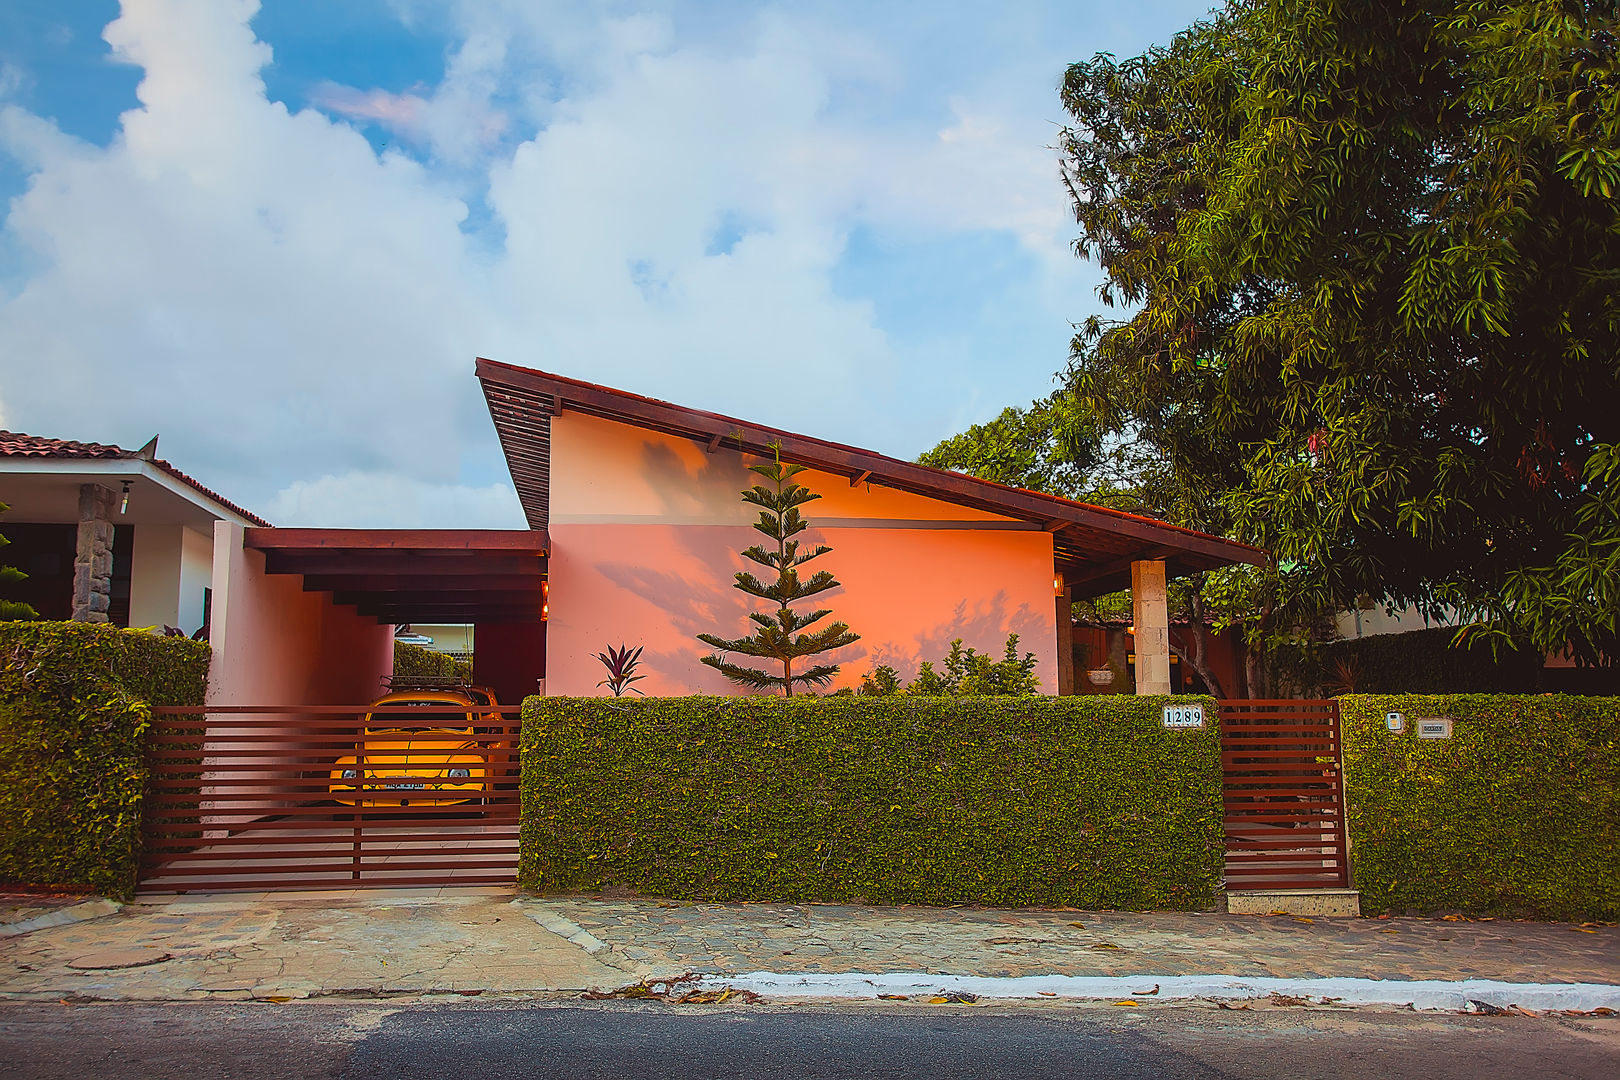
[140, 705, 520, 893]
[1219, 699, 1350, 890]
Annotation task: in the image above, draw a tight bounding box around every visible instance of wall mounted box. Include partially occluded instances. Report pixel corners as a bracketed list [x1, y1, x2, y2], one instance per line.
[1417, 717, 1453, 739]
[1386, 711, 1405, 733]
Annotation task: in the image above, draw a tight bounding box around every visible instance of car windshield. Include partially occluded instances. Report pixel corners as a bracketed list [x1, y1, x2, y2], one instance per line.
[467, 689, 493, 706]
[366, 701, 472, 731]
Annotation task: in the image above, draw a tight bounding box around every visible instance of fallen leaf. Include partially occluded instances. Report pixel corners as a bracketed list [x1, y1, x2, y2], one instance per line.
[877, 994, 908, 1000]
[1592, 1007, 1616, 1016]
[1067, 921, 1087, 929]
[1038, 992, 1057, 997]
[1215, 1001, 1249, 1010]
[1572, 927, 1598, 934]
[1270, 994, 1310, 1007]
[1089, 942, 1121, 949]
[1379, 928, 1401, 934]
[1112, 1000, 1141, 1007]
[260, 996, 292, 1004]
[1467, 1000, 1509, 1016]
[1293, 917, 1314, 924]
[1133, 984, 1160, 996]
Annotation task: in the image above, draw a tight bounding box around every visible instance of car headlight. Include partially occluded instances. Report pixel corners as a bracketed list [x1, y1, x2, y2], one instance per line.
[447, 767, 471, 779]
[340, 768, 358, 780]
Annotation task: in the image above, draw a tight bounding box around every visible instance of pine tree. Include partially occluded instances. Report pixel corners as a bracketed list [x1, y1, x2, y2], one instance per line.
[0, 501, 41, 622]
[698, 448, 859, 695]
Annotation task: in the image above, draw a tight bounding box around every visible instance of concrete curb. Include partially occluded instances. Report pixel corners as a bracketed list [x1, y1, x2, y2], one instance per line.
[693, 972, 1620, 1013]
[0, 900, 122, 939]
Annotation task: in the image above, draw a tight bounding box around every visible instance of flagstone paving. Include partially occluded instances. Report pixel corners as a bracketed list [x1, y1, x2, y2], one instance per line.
[525, 898, 1620, 984]
[1, 889, 1615, 1003]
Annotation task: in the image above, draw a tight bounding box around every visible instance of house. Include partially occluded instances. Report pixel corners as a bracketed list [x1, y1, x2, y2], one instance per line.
[472, 359, 1265, 698]
[0, 432, 267, 634]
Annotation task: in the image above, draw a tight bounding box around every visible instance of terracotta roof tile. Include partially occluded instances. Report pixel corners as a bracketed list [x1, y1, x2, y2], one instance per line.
[0, 431, 270, 527]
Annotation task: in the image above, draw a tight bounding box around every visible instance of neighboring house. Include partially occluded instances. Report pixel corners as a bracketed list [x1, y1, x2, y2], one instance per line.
[1, 432, 267, 634]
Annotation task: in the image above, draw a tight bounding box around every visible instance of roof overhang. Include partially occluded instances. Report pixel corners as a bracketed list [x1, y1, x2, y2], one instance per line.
[246, 528, 549, 623]
[476, 358, 1266, 594]
[0, 459, 264, 531]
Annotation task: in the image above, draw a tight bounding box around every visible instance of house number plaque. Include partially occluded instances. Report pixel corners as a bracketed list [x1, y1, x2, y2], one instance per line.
[1162, 704, 1206, 729]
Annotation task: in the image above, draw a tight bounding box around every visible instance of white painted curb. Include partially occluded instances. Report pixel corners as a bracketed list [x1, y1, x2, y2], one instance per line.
[694, 972, 1620, 1013]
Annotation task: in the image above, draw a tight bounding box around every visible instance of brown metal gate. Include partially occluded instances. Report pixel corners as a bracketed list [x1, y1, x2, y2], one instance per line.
[140, 705, 521, 893]
[1219, 699, 1350, 891]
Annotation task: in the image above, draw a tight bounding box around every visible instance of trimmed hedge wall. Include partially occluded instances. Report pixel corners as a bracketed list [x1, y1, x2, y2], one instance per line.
[1341, 694, 1620, 921]
[393, 640, 473, 681]
[0, 621, 209, 898]
[520, 695, 1223, 909]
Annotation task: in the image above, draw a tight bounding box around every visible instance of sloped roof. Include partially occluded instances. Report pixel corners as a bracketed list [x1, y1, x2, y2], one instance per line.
[475, 358, 1265, 592]
[0, 431, 270, 527]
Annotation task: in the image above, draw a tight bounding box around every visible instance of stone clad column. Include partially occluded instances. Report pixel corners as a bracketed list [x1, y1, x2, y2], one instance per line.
[73, 483, 117, 623]
[1131, 559, 1171, 695]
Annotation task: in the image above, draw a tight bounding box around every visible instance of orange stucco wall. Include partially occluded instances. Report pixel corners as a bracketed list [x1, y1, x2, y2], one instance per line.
[546, 413, 1058, 696]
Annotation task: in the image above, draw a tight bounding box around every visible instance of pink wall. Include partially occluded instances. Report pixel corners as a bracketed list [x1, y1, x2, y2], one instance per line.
[546, 413, 1058, 696]
[206, 521, 395, 706]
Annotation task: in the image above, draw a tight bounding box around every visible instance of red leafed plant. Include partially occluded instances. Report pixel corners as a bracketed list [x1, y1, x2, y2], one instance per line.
[595, 644, 647, 697]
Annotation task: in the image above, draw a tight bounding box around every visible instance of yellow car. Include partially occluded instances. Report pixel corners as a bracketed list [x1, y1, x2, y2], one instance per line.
[330, 688, 498, 807]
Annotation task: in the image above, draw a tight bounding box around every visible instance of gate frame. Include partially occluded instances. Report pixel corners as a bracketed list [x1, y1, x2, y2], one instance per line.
[1217, 698, 1352, 891]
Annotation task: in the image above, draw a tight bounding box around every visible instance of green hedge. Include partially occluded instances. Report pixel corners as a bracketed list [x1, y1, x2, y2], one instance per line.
[520, 695, 1223, 909]
[1341, 694, 1620, 921]
[0, 621, 209, 898]
[393, 640, 473, 681]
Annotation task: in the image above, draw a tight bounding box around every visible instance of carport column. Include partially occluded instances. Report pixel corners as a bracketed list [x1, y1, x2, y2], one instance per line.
[1131, 559, 1171, 695]
[72, 483, 117, 623]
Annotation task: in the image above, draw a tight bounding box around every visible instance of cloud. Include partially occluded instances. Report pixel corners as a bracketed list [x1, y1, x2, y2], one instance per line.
[0, 0, 1117, 527]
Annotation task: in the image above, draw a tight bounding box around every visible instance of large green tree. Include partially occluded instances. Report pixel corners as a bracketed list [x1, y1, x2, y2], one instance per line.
[1058, 0, 1620, 665]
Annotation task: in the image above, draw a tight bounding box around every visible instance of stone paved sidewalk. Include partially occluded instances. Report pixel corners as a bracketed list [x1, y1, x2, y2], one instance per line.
[526, 898, 1620, 984]
[2, 889, 1615, 1004]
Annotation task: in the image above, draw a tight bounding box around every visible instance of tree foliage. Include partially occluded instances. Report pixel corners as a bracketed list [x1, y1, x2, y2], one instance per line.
[858, 634, 1042, 697]
[1059, 0, 1620, 665]
[917, 395, 1102, 500]
[0, 502, 41, 623]
[699, 449, 860, 695]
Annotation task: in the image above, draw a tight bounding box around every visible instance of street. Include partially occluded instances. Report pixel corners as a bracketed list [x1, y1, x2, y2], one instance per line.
[4, 1000, 1618, 1080]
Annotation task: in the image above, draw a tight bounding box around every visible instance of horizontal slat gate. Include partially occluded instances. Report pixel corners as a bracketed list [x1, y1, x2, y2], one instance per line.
[141, 706, 521, 893]
[1219, 700, 1350, 891]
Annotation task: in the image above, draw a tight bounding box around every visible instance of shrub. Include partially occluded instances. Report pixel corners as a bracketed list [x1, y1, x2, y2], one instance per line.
[393, 640, 472, 681]
[520, 694, 1222, 909]
[1341, 694, 1620, 921]
[858, 634, 1041, 697]
[0, 621, 209, 898]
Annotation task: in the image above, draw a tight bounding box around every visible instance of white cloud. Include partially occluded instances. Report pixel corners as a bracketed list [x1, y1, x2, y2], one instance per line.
[265, 471, 522, 528]
[0, 0, 1111, 526]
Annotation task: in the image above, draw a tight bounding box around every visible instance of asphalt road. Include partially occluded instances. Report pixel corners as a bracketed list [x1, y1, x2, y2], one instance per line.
[3, 1000, 1618, 1080]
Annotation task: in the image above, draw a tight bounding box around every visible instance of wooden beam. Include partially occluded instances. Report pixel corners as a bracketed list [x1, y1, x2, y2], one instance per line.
[851, 470, 872, 487]
[246, 528, 547, 554]
[1043, 519, 1067, 532]
[707, 432, 723, 454]
[302, 573, 543, 594]
[263, 553, 546, 578]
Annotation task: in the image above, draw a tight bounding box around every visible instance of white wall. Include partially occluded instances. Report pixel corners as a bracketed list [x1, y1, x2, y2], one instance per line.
[128, 523, 216, 635]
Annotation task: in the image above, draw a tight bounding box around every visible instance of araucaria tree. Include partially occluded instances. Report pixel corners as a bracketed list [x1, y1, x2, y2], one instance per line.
[698, 451, 859, 695]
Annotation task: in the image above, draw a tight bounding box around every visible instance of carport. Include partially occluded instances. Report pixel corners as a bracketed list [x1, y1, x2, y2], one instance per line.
[141, 526, 548, 893]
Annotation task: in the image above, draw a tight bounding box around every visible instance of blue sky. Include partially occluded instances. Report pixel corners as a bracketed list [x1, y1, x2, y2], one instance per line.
[0, 0, 1215, 527]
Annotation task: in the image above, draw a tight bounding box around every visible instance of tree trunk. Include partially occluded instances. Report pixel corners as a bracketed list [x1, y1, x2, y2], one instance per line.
[1177, 588, 1226, 699]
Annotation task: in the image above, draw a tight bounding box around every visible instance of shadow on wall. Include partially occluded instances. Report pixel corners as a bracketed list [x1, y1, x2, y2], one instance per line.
[640, 439, 754, 522]
[863, 593, 1048, 684]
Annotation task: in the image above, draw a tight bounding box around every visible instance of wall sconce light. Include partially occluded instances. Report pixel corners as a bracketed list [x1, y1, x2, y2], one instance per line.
[119, 480, 131, 515]
[1053, 575, 1063, 597]
[541, 579, 549, 621]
